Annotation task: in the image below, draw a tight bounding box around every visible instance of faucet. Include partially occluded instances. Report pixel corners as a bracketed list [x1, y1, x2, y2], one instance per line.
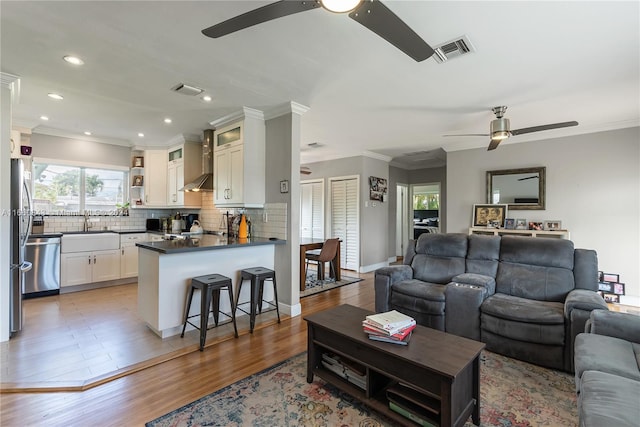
[84, 213, 92, 232]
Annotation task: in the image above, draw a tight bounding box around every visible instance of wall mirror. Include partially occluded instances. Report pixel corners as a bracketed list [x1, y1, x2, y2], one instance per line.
[486, 166, 546, 210]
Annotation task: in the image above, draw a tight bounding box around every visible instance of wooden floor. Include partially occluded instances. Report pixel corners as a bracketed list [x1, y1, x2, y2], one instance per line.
[0, 272, 375, 427]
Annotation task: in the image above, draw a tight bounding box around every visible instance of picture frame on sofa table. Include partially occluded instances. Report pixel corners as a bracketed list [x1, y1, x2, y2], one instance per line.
[472, 203, 508, 227]
[504, 218, 515, 229]
[543, 220, 562, 231]
[515, 218, 527, 230]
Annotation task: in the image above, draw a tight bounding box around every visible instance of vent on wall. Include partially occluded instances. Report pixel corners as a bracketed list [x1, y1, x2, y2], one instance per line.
[432, 35, 475, 63]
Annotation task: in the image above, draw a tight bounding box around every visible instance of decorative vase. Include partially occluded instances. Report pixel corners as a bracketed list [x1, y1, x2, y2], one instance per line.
[238, 214, 248, 239]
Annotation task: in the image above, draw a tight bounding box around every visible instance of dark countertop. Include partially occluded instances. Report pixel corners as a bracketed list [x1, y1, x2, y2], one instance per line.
[28, 233, 63, 239]
[136, 235, 285, 254]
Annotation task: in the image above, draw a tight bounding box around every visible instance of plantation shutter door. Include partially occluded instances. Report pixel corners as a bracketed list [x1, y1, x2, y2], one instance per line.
[331, 178, 359, 271]
[311, 182, 324, 239]
[301, 181, 324, 239]
[300, 183, 313, 238]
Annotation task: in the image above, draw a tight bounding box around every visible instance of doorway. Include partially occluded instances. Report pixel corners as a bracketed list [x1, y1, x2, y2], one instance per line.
[396, 183, 409, 258]
[410, 183, 441, 240]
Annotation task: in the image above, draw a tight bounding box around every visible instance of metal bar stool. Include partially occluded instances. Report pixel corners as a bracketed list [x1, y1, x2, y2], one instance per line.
[181, 273, 238, 351]
[235, 267, 280, 333]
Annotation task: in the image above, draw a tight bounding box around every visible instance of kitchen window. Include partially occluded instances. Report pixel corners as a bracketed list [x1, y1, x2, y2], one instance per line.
[33, 161, 128, 214]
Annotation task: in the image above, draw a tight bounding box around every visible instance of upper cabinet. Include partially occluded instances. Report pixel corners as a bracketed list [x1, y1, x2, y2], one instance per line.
[211, 107, 265, 208]
[167, 142, 202, 208]
[144, 149, 168, 207]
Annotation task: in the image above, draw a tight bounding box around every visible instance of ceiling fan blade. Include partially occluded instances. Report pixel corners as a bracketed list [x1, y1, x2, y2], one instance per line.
[202, 1, 320, 38]
[348, 0, 434, 62]
[443, 134, 489, 137]
[510, 121, 578, 136]
[487, 139, 502, 151]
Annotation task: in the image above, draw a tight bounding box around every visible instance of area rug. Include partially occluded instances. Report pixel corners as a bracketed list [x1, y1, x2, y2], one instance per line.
[301, 273, 363, 298]
[146, 351, 577, 427]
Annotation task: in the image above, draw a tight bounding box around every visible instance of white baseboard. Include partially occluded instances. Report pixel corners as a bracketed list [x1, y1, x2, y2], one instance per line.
[359, 260, 389, 273]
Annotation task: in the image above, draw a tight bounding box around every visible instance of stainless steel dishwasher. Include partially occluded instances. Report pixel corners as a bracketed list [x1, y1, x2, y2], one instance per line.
[24, 236, 61, 298]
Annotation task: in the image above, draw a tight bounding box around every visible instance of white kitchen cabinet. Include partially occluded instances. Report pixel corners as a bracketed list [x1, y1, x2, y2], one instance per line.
[120, 233, 147, 278]
[61, 250, 121, 287]
[211, 108, 265, 208]
[144, 149, 167, 207]
[167, 142, 202, 208]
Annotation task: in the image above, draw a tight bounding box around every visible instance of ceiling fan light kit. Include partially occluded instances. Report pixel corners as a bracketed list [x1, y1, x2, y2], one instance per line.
[321, 0, 362, 13]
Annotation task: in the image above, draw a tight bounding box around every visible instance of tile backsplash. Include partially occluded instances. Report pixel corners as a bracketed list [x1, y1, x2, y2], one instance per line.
[42, 193, 288, 241]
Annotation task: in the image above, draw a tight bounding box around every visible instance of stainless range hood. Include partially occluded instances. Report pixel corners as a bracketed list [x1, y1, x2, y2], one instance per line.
[180, 129, 214, 192]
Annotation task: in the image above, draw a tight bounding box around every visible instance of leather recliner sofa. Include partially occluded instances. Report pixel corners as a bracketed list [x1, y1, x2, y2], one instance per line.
[374, 233, 608, 372]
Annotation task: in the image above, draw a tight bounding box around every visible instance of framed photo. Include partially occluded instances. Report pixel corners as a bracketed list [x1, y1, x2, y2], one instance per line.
[603, 293, 620, 304]
[602, 273, 619, 283]
[369, 176, 387, 201]
[279, 180, 289, 193]
[613, 282, 626, 295]
[472, 204, 508, 227]
[598, 282, 615, 293]
[133, 156, 144, 168]
[528, 221, 543, 231]
[504, 218, 515, 229]
[133, 175, 143, 187]
[515, 218, 527, 230]
[543, 220, 562, 231]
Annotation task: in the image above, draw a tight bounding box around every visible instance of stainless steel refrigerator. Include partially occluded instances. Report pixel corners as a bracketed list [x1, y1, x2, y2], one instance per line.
[10, 158, 33, 336]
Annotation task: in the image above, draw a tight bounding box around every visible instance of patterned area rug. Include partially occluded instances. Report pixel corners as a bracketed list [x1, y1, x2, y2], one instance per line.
[146, 351, 577, 427]
[301, 273, 363, 298]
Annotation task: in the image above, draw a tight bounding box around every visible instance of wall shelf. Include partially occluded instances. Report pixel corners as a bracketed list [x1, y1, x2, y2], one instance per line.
[468, 227, 570, 239]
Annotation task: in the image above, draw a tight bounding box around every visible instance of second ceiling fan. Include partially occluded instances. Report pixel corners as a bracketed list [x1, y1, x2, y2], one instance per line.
[202, 0, 434, 62]
[444, 106, 579, 151]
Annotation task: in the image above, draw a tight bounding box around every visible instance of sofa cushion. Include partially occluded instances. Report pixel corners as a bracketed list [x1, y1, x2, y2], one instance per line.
[481, 294, 565, 345]
[411, 233, 467, 283]
[574, 333, 640, 388]
[578, 370, 640, 427]
[465, 234, 500, 277]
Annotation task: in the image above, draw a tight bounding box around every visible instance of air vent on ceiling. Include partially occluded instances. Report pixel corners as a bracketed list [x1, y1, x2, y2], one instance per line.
[171, 83, 204, 96]
[432, 35, 475, 64]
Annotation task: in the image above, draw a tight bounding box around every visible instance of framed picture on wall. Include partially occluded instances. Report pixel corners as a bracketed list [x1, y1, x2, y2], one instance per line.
[369, 176, 387, 201]
[472, 204, 508, 227]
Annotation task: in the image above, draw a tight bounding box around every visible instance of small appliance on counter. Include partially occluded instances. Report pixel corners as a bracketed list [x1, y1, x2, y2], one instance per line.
[146, 218, 161, 231]
[184, 213, 199, 231]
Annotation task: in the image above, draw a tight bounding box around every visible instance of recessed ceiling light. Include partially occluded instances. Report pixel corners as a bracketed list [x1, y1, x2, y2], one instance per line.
[48, 93, 64, 100]
[164, 118, 172, 124]
[40, 115, 49, 121]
[202, 95, 212, 102]
[138, 133, 145, 138]
[84, 131, 92, 136]
[63, 55, 84, 66]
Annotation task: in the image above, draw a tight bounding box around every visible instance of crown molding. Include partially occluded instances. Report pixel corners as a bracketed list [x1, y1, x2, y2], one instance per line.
[362, 151, 392, 162]
[32, 126, 132, 147]
[209, 106, 265, 128]
[263, 101, 310, 120]
[0, 72, 19, 88]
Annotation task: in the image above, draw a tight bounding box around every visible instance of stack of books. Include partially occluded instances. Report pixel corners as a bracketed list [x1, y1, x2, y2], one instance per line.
[386, 383, 440, 427]
[321, 352, 367, 390]
[362, 310, 416, 345]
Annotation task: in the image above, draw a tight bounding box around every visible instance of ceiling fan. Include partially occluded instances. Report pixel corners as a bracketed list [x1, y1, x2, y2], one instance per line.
[444, 106, 579, 151]
[202, 0, 434, 62]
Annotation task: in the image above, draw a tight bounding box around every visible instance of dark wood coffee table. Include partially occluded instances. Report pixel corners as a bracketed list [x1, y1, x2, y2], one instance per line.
[304, 304, 485, 427]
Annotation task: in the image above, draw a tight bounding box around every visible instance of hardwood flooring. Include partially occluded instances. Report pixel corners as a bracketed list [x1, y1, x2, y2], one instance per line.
[0, 272, 375, 427]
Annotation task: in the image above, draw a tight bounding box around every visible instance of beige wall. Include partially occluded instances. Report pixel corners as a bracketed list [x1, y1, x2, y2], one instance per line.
[446, 127, 640, 304]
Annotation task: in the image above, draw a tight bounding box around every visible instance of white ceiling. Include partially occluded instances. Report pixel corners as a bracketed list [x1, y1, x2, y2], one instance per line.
[2, 1, 638, 169]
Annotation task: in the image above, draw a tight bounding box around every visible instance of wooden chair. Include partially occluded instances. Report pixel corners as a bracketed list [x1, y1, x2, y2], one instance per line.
[305, 238, 340, 281]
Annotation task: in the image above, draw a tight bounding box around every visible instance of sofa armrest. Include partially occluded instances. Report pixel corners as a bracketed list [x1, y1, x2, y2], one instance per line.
[374, 265, 413, 313]
[451, 273, 496, 295]
[564, 289, 608, 317]
[587, 310, 640, 343]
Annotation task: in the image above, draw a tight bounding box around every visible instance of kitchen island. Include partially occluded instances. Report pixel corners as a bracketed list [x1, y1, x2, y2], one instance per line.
[136, 235, 285, 338]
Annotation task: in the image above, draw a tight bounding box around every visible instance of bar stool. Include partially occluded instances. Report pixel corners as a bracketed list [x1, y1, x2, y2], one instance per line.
[181, 273, 238, 351]
[235, 267, 281, 333]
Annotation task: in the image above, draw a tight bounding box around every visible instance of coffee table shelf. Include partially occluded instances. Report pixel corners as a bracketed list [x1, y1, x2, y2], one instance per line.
[305, 304, 485, 427]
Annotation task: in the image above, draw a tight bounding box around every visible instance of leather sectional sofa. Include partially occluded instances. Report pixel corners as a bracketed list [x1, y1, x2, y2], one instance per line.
[374, 233, 608, 372]
[574, 310, 640, 427]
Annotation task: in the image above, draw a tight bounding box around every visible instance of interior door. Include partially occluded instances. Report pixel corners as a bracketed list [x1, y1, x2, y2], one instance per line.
[300, 180, 324, 239]
[330, 177, 359, 271]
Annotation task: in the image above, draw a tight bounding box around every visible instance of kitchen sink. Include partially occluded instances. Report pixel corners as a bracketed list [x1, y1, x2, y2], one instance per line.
[61, 232, 120, 253]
